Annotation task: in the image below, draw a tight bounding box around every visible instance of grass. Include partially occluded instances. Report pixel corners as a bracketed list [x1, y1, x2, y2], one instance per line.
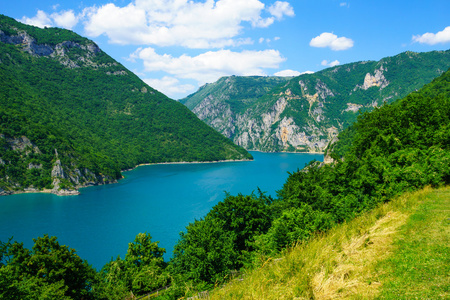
[375, 187, 450, 299]
[207, 186, 450, 299]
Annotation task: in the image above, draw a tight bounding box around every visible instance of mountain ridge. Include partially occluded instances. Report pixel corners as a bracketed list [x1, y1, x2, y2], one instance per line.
[0, 15, 252, 196]
[182, 49, 450, 152]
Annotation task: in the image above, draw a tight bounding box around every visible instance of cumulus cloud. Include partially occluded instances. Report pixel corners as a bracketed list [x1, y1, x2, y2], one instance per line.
[82, 0, 293, 48]
[20, 10, 53, 28]
[259, 37, 272, 44]
[20, 9, 79, 30]
[143, 76, 196, 99]
[133, 47, 286, 84]
[274, 69, 300, 76]
[268, 1, 295, 20]
[310, 32, 354, 51]
[412, 26, 450, 45]
[51, 10, 79, 29]
[321, 59, 340, 67]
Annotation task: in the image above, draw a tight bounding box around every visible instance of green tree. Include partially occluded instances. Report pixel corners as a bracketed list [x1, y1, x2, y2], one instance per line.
[256, 203, 335, 252]
[207, 192, 272, 254]
[94, 232, 169, 298]
[0, 235, 96, 299]
[171, 217, 238, 285]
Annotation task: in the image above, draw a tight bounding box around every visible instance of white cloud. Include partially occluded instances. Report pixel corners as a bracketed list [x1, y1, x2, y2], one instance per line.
[274, 70, 314, 77]
[310, 32, 354, 51]
[412, 26, 450, 45]
[321, 59, 340, 67]
[274, 69, 300, 76]
[340, 2, 350, 7]
[20, 10, 53, 28]
[133, 47, 286, 84]
[82, 0, 289, 48]
[51, 10, 79, 30]
[268, 1, 295, 20]
[20, 9, 80, 30]
[143, 76, 196, 99]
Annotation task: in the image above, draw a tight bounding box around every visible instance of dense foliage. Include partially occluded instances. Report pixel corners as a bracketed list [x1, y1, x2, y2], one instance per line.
[2, 15, 450, 300]
[2, 67, 449, 298]
[166, 66, 450, 297]
[94, 233, 170, 299]
[181, 76, 291, 114]
[0, 15, 251, 193]
[182, 49, 450, 152]
[171, 192, 272, 285]
[0, 235, 97, 299]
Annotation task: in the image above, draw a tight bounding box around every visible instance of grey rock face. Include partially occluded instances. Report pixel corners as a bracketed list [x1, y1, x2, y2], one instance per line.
[0, 28, 119, 72]
[183, 51, 450, 153]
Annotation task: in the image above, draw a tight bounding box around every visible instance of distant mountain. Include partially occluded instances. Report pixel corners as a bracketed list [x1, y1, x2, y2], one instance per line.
[181, 50, 450, 152]
[0, 15, 251, 195]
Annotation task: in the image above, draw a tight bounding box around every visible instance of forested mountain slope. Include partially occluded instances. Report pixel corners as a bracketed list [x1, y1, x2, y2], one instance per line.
[1, 51, 449, 300]
[167, 60, 450, 300]
[0, 15, 251, 195]
[182, 50, 450, 152]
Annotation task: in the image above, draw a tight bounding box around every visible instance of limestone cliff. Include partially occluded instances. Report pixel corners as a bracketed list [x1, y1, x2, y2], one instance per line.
[182, 50, 450, 152]
[0, 135, 117, 196]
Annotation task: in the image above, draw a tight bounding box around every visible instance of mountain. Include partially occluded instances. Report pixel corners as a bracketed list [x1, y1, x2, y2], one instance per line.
[179, 76, 292, 138]
[181, 50, 450, 152]
[171, 58, 450, 300]
[2, 44, 449, 300]
[0, 15, 251, 195]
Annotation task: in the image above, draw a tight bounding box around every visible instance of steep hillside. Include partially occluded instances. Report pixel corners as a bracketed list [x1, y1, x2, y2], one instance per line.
[1, 49, 449, 300]
[182, 50, 450, 152]
[180, 76, 291, 138]
[0, 15, 251, 195]
[160, 65, 450, 300]
[208, 186, 450, 299]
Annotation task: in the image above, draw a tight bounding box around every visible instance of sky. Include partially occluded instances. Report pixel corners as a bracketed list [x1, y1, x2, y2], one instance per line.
[1, 0, 450, 99]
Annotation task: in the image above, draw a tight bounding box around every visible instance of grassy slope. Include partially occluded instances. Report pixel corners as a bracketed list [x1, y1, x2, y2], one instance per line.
[208, 186, 450, 299]
[376, 187, 450, 299]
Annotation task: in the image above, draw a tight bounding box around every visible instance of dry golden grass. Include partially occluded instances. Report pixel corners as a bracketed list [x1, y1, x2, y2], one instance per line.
[209, 187, 437, 300]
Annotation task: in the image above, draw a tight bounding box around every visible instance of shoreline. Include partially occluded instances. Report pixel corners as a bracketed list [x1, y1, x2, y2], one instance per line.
[0, 157, 254, 197]
[122, 157, 254, 173]
[248, 149, 325, 155]
[1, 151, 323, 197]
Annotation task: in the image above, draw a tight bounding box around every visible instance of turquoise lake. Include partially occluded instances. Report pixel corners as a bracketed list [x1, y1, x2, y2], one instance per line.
[0, 152, 322, 270]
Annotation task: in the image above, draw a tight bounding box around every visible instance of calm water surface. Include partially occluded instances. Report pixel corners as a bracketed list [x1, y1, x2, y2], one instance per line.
[0, 152, 322, 270]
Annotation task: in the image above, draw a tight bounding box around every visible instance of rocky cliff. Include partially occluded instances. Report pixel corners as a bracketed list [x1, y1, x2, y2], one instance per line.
[0, 134, 117, 196]
[182, 50, 450, 152]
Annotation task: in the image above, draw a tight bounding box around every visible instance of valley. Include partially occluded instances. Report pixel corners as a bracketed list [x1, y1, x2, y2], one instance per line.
[182, 50, 450, 152]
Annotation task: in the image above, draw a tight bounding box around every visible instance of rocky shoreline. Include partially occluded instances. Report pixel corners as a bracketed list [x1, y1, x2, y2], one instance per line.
[0, 157, 254, 197]
[121, 157, 254, 173]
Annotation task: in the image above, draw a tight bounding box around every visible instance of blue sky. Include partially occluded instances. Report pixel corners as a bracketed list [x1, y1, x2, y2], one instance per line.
[1, 0, 450, 99]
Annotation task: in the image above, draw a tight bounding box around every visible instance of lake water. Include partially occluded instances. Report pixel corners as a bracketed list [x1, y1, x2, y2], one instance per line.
[0, 152, 322, 270]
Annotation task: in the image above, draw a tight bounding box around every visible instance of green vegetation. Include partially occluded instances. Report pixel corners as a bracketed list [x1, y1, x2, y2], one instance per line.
[0, 235, 97, 299]
[376, 188, 450, 299]
[1, 15, 449, 300]
[181, 76, 291, 114]
[162, 66, 450, 298]
[95, 233, 170, 299]
[209, 186, 449, 299]
[182, 49, 450, 152]
[0, 15, 251, 193]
